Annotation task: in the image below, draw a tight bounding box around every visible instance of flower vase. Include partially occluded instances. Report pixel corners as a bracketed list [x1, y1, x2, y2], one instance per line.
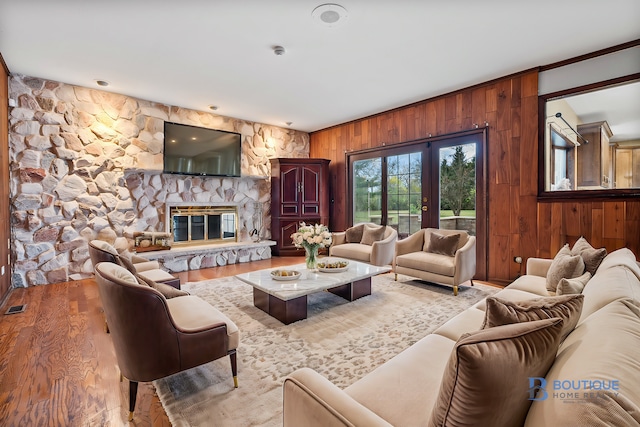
[305, 246, 318, 270]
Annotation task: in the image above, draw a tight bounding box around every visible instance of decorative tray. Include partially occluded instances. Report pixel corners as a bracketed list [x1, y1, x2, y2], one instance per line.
[270, 270, 301, 281]
[317, 259, 349, 273]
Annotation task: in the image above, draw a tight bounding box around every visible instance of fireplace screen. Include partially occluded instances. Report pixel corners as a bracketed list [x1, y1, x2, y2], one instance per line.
[169, 206, 237, 245]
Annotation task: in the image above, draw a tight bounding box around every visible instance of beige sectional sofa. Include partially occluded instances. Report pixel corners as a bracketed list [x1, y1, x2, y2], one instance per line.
[283, 247, 640, 426]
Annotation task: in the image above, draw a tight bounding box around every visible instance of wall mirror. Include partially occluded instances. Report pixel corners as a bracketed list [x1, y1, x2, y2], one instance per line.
[540, 76, 640, 196]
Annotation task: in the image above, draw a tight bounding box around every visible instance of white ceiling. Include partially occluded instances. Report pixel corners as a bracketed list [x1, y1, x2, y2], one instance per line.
[1, 1, 639, 133]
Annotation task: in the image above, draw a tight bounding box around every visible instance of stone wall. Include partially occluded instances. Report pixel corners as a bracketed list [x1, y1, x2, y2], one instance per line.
[8, 75, 309, 286]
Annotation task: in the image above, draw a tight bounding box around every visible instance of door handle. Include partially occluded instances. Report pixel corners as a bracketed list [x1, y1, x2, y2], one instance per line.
[422, 206, 428, 212]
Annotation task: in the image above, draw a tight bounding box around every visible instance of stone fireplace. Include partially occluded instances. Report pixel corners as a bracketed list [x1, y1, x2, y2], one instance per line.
[8, 75, 310, 285]
[168, 204, 238, 246]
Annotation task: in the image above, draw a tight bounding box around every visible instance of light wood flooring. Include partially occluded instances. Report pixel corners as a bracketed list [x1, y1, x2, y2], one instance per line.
[0, 257, 303, 426]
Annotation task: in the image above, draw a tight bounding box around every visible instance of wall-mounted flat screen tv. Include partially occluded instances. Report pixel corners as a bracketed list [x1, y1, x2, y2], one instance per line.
[163, 121, 242, 177]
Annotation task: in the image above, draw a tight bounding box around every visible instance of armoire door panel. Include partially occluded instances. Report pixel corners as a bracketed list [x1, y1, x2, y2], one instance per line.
[302, 205, 320, 215]
[281, 204, 299, 216]
[302, 166, 321, 204]
[281, 166, 300, 205]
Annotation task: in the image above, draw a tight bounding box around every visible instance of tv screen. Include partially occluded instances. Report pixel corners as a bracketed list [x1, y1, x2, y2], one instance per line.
[163, 122, 242, 177]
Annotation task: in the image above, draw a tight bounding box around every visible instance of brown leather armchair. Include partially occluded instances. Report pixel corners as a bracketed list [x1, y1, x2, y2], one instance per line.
[88, 240, 180, 288]
[94, 262, 239, 421]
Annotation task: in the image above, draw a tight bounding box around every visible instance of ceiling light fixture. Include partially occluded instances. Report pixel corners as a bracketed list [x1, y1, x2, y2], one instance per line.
[273, 46, 286, 56]
[95, 80, 109, 87]
[312, 3, 348, 27]
[208, 105, 219, 111]
[286, 122, 293, 126]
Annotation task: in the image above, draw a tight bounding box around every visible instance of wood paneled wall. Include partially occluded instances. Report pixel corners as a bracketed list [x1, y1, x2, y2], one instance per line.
[1, 53, 11, 302]
[310, 70, 639, 284]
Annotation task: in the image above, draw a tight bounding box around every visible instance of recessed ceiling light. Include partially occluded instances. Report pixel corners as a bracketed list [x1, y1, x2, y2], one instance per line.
[208, 105, 218, 111]
[312, 3, 348, 27]
[95, 80, 109, 87]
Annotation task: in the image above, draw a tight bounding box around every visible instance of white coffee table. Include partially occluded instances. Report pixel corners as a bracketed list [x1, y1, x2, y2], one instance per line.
[235, 260, 391, 324]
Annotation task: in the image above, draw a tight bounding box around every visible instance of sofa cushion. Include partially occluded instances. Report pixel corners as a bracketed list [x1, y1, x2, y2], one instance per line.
[137, 274, 189, 299]
[428, 318, 564, 427]
[395, 251, 456, 277]
[345, 334, 456, 426]
[329, 243, 372, 263]
[474, 288, 544, 311]
[597, 247, 640, 279]
[571, 236, 607, 276]
[166, 296, 240, 350]
[482, 294, 584, 342]
[579, 257, 640, 322]
[425, 231, 460, 257]
[525, 299, 640, 427]
[546, 245, 585, 293]
[360, 224, 386, 245]
[345, 224, 365, 243]
[556, 272, 591, 296]
[433, 307, 486, 341]
[504, 275, 550, 296]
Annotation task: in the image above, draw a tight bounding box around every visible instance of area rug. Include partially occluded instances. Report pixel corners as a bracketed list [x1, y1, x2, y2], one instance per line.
[154, 273, 498, 426]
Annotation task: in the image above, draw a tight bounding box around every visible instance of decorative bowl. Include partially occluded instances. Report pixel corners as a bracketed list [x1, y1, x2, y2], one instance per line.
[317, 259, 350, 273]
[270, 270, 301, 281]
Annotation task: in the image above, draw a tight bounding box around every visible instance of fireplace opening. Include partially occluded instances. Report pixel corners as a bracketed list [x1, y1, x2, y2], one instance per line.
[169, 205, 237, 246]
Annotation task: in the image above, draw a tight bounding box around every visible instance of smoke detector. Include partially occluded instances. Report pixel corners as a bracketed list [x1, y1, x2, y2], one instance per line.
[312, 3, 348, 27]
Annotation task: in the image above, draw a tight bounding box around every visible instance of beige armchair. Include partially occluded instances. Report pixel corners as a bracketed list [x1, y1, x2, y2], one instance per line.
[394, 228, 476, 295]
[330, 223, 398, 266]
[94, 262, 239, 421]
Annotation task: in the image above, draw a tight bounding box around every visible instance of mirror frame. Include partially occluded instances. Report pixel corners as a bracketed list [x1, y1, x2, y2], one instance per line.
[537, 72, 640, 201]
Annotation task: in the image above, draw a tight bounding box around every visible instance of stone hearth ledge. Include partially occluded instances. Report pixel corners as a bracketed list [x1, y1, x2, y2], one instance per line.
[137, 240, 276, 273]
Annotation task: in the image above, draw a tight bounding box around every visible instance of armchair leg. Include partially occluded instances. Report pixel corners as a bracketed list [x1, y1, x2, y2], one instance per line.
[229, 349, 238, 388]
[394, 273, 398, 281]
[453, 285, 458, 296]
[128, 380, 138, 421]
[470, 279, 474, 286]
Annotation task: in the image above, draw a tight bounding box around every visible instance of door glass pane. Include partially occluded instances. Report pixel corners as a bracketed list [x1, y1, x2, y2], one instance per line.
[439, 144, 476, 235]
[353, 158, 382, 224]
[387, 152, 422, 238]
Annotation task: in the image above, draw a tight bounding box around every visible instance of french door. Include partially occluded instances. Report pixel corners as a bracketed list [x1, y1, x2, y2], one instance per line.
[348, 130, 486, 278]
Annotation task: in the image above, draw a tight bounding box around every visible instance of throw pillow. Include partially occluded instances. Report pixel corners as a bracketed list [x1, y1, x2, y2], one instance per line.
[546, 244, 585, 293]
[426, 231, 460, 257]
[482, 294, 584, 342]
[556, 272, 591, 296]
[345, 224, 365, 243]
[136, 275, 189, 299]
[428, 318, 564, 427]
[360, 225, 385, 246]
[571, 236, 607, 276]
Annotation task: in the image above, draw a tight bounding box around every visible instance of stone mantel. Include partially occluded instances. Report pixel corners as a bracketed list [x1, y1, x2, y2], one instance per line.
[138, 240, 277, 273]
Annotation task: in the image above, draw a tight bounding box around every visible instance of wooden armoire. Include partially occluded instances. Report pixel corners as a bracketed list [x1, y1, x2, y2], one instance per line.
[270, 158, 330, 256]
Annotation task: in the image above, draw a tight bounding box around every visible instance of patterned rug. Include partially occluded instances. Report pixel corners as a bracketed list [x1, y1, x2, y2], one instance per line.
[154, 273, 498, 426]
